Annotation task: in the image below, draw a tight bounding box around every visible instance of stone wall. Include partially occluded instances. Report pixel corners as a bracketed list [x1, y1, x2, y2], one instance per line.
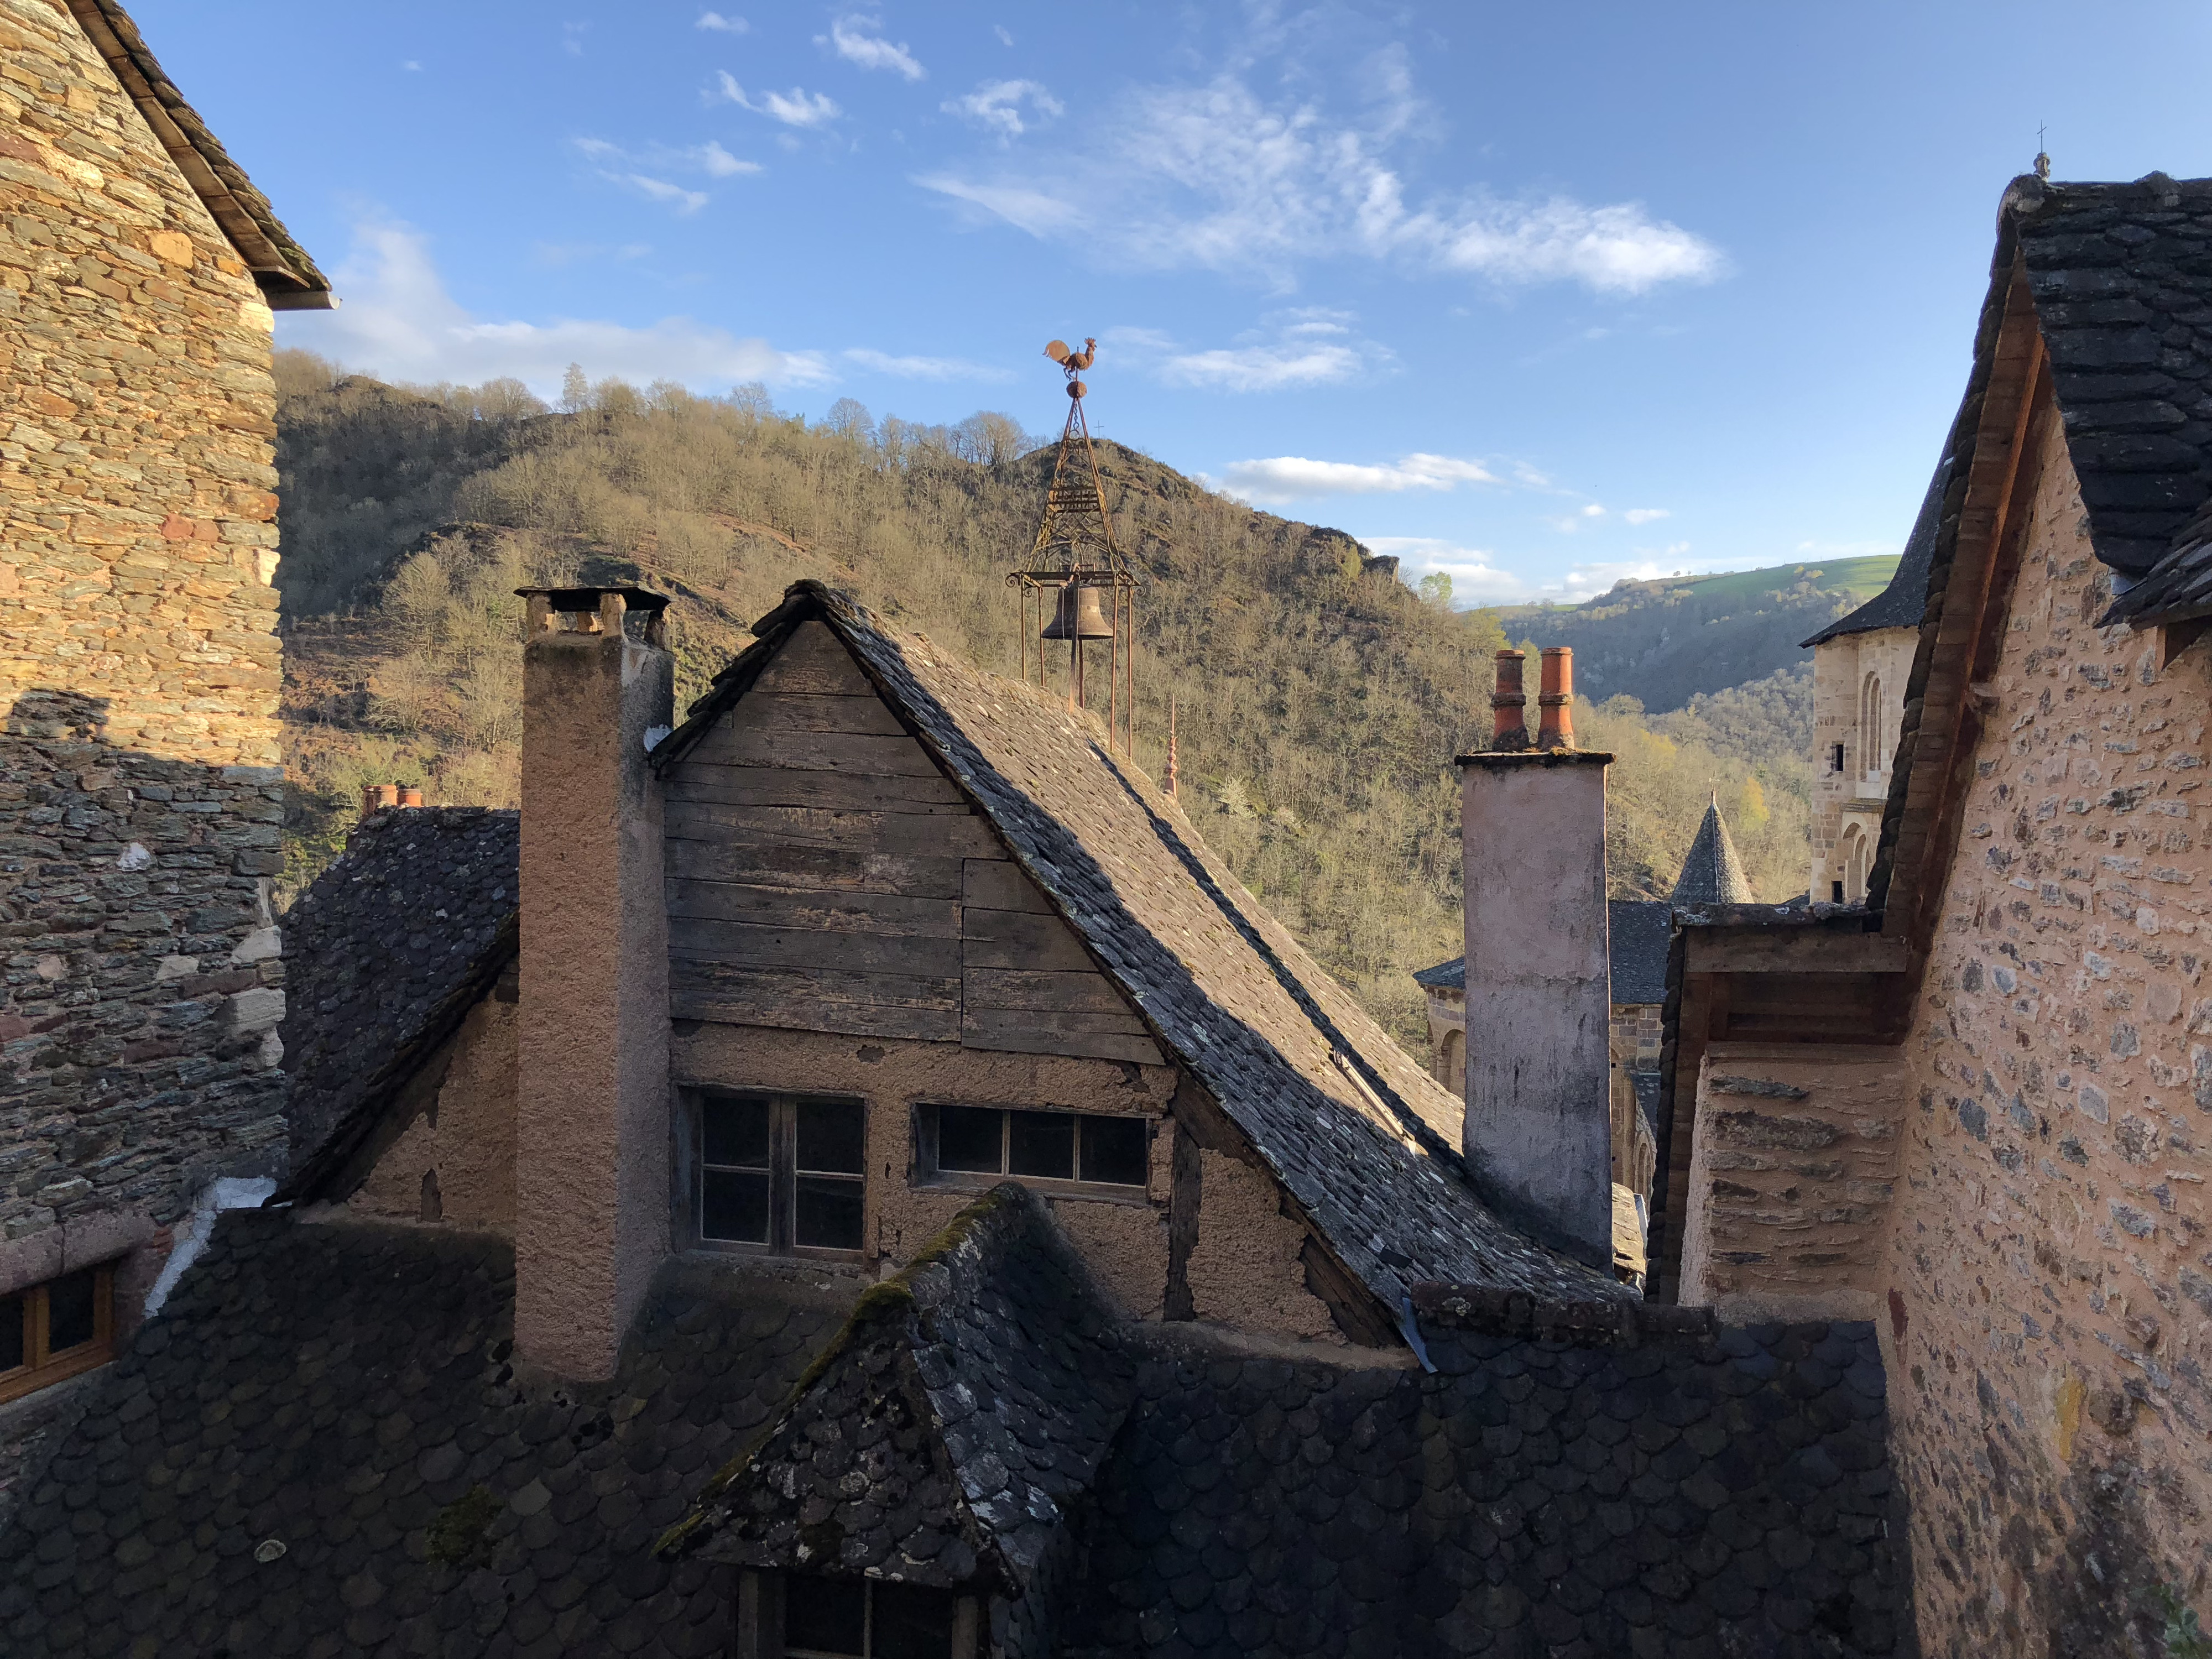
[1676, 1042, 1908, 1320]
[1811, 625, 1918, 904]
[0, 0, 287, 1275]
[1885, 420, 2212, 1654]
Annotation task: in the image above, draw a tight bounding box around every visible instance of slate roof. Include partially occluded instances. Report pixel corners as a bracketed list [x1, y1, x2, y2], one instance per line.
[1066, 1290, 1906, 1658]
[277, 807, 519, 1202]
[66, 0, 331, 302]
[666, 1184, 1137, 1657]
[659, 582, 1624, 1315]
[1412, 898, 1672, 1005]
[0, 1208, 851, 1659]
[1803, 455, 1952, 645]
[1671, 800, 1754, 907]
[2102, 488, 2212, 626]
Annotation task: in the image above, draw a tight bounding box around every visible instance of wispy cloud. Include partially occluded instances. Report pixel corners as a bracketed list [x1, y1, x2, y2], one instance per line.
[561, 21, 587, 57]
[822, 17, 925, 80]
[920, 66, 1721, 294]
[993, 24, 1013, 46]
[280, 218, 830, 394]
[843, 347, 1014, 382]
[697, 140, 761, 177]
[1109, 308, 1391, 393]
[943, 79, 1062, 140]
[1366, 539, 1728, 604]
[696, 11, 747, 31]
[531, 241, 652, 268]
[574, 139, 708, 212]
[716, 72, 841, 128]
[1224, 453, 1495, 503]
[1624, 508, 1670, 524]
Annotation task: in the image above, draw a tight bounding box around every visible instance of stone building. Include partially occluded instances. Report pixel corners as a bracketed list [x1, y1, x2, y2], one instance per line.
[1653, 170, 2212, 1655]
[0, 0, 326, 1442]
[1804, 503, 1931, 905]
[0, 581, 1911, 1656]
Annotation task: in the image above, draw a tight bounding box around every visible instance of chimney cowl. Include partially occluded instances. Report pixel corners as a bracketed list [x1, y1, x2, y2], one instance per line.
[514, 585, 674, 648]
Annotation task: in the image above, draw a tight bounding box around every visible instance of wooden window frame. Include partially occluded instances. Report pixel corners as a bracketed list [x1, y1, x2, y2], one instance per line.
[0, 1262, 117, 1406]
[734, 1570, 978, 1659]
[678, 1089, 868, 1262]
[911, 1104, 1154, 1206]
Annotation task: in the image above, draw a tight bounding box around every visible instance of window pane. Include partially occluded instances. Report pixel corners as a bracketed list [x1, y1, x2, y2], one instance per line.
[702, 1170, 770, 1244]
[784, 1575, 865, 1656]
[937, 1105, 1004, 1174]
[1008, 1111, 1074, 1179]
[702, 1096, 770, 1169]
[1079, 1115, 1149, 1187]
[0, 1294, 21, 1373]
[873, 1583, 956, 1659]
[48, 1269, 96, 1353]
[795, 1175, 864, 1251]
[796, 1098, 865, 1175]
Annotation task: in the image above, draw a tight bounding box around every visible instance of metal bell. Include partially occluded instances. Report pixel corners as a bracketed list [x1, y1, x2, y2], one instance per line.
[1040, 583, 1114, 640]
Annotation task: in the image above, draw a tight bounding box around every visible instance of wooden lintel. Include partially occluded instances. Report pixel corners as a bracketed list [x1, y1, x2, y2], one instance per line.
[1684, 930, 1908, 975]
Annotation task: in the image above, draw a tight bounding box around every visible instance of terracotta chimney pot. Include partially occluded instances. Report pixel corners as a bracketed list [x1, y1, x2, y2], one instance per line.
[398, 786, 425, 809]
[361, 782, 399, 819]
[1537, 648, 1575, 750]
[1490, 650, 1530, 752]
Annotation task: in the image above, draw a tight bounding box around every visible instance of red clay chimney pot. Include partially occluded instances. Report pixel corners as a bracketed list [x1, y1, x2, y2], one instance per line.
[1490, 650, 1531, 752]
[1537, 647, 1575, 750]
[398, 787, 425, 809]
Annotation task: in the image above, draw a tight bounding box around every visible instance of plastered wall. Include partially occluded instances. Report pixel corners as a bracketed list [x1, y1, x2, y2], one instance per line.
[348, 992, 519, 1233]
[1886, 420, 2212, 1653]
[0, 0, 289, 1258]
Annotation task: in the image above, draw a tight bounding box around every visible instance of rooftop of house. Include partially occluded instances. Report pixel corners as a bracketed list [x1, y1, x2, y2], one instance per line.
[66, 0, 331, 305]
[1671, 799, 1755, 909]
[1412, 897, 1672, 1006]
[0, 1194, 1910, 1659]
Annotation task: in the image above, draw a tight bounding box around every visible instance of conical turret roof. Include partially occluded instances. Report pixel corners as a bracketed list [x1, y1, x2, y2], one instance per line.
[1671, 795, 1754, 906]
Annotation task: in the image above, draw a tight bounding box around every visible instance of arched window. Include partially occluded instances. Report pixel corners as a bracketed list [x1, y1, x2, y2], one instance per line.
[1859, 672, 1884, 778]
[1838, 823, 1869, 904]
[1441, 1027, 1467, 1095]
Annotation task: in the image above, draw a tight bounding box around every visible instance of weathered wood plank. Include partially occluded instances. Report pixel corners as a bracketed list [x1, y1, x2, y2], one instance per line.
[672, 959, 959, 1041]
[752, 618, 874, 695]
[961, 1008, 1165, 1065]
[666, 800, 1003, 859]
[961, 909, 1094, 972]
[666, 764, 969, 815]
[666, 880, 959, 937]
[1684, 931, 1908, 975]
[670, 915, 963, 977]
[665, 835, 962, 899]
[723, 691, 911, 738]
[963, 967, 1130, 1015]
[683, 722, 941, 777]
[962, 858, 1052, 914]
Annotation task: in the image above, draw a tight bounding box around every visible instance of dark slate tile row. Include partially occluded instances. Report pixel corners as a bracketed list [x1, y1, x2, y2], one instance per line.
[279, 806, 520, 1197]
[1067, 1306, 1904, 1659]
[667, 1183, 1137, 1658]
[660, 583, 1624, 1316]
[0, 1209, 848, 1659]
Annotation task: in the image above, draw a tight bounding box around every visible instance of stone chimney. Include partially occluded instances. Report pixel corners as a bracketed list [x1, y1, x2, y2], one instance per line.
[1456, 646, 1615, 1271]
[513, 585, 675, 1379]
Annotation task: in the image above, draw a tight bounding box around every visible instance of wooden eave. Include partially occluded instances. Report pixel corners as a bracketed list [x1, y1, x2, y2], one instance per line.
[65, 0, 333, 306]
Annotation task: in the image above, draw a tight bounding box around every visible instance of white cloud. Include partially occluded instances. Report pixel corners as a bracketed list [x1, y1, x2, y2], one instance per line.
[402, 59, 422, 71]
[281, 219, 831, 395]
[920, 71, 1722, 294]
[1224, 453, 1495, 503]
[562, 22, 587, 57]
[1107, 308, 1391, 394]
[843, 347, 1013, 381]
[717, 73, 841, 127]
[1360, 538, 1529, 603]
[696, 11, 747, 31]
[943, 79, 1062, 140]
[697, 140, 761, 177]
[531, 241, 653, 267]
[994, 24, 1014, 45]
[1582, 504, 1605, 517]
[823, 17, 925, 80]
[1624, 507, 1670, 525]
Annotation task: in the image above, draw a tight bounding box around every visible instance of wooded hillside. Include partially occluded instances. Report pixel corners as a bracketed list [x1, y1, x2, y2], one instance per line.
[272, 353, 1814, 1041]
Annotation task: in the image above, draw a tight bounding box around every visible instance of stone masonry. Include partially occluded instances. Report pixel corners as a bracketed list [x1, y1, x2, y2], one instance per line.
[0, 0, 320, 1285]
[1887, 418, 2212, 1653]
[1810, 626, 1916, 905]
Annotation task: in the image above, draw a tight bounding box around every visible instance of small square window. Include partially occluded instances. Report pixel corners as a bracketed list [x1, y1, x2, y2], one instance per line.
[936, 1105, 1003, 1174]
[1079, 1116, 1149, 1187]
[692, 1093, 867, 1258]
[0, 1264, 115, 1405]
[1007, 1111, 1074, 1180]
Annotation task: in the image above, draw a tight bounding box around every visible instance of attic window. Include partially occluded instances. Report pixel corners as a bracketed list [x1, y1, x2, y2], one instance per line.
[915, 1104, 1149, 1194]
[0, 1263, 116, 1405]
[692, 1093, 865, 1255]
[785, 1577, 957, 1659]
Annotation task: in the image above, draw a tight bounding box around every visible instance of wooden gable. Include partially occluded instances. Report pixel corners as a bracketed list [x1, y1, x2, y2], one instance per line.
[664, 620, 1165, 1066]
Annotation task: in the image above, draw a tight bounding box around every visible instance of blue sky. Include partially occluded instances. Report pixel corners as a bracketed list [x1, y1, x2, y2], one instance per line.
[148, 1, 2212, 603]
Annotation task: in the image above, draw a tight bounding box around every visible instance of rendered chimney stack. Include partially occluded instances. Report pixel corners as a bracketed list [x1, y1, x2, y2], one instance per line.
[513, 584, 675, 1380]
[1489, 650, 1530, 752]
[1536, 647, 1575, 750]
[1454, 656, 1615, 1272]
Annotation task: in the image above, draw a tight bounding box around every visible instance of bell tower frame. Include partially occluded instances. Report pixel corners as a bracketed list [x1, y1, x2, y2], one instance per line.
[1009, 337, 1139, 754]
